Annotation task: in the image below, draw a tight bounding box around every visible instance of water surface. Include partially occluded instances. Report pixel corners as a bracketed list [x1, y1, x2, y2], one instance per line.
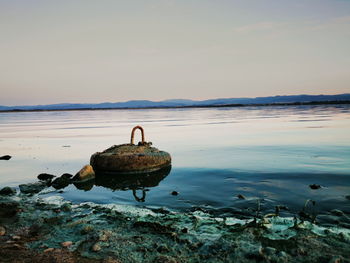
[1, 105, 349, 220]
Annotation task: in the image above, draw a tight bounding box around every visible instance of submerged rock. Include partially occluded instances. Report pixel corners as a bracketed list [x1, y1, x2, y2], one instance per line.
[0, 187, 16, 196]
[37, 173, 55, 181]
[19, 181, 47, 194]
[0, 155, 11, 160]
[72, 165, 95, 182]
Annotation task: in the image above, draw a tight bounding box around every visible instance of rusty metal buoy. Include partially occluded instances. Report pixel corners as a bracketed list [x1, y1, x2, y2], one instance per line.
[90, 126, 171, 175]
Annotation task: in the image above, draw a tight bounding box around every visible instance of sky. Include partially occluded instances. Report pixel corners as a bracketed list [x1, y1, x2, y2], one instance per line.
[0, 0, 350, 106]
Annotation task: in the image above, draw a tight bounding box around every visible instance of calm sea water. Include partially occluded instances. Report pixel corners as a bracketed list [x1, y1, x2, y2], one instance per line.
[1, 105, 350, 219]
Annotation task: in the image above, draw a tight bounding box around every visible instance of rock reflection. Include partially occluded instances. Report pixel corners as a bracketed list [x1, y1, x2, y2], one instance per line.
[73, 166, 171, 202]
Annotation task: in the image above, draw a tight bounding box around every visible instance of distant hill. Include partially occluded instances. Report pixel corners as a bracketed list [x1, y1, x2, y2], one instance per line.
[0, 94, 349, 111]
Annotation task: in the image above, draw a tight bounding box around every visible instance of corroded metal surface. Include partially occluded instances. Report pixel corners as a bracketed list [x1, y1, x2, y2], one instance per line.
[90, 126, 171, 174]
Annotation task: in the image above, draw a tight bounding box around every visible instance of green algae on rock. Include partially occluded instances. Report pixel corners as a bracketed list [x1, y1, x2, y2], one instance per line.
[90, 126, 171, 174]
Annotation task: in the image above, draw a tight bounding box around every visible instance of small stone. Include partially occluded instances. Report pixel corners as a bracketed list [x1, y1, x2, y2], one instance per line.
[171, 191, 178, 196]
[37, 173, 55, 181]
[12, 235, 21, 240]
[99, 234, 108, 241]
[72, 165, 95, 182]
[181, 228, 188, 233]
[0, 187, 16, 196]
[51, 175, 71, 189]
[44, 248, 54, 253]
[0, 155, 11, 160]
[92, 243, 101, 252]
[0, 226, 6, 236]
[309, 184, 321, 189]
[61, 241, 73, 248]
[61, 173, 73, 179]
[237, 194, 245, 199]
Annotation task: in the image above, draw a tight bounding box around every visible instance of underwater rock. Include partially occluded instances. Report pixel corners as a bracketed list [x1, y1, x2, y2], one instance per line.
[19, 181, 47, 194]
[51, 176, 71, 190]
[0, 197, 19, 217]
[0, 155, 11, 160]
[309, 184, 321, 190]
[37, 173, 55, 181]
[345, 195, 350, 201]
[0, 226, 5, 236]
[72, 165, 95, 182]
[171, 191, 178, 196]
[0, 186, 16, 196]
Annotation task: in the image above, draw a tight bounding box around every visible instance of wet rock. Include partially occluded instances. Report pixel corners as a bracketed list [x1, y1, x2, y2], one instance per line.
[0, 198, 19, 217]
[171, 191, 178, 196]
[0, 155, 11, 160]
[157, 244, 170, 253]
[12, 235, 21, 240]
[61, 173, 73, 179]
[44, 248, 54, 253]
[309, 184, 321, 189]
[0, 187, 16, 196]
[237, 194, 245, 199]
[91, 243, 101, 252]
[19, 181, 47, 194]
[51, 176, 71, 190]
[0, 226, 5, 236]
[61, 241, 73, 248]
[37, 173, 55, 181]
[72, 165, 95, 182]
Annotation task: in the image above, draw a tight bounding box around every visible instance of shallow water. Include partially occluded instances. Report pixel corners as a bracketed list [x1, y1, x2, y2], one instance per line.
[0, 105, 350, 220]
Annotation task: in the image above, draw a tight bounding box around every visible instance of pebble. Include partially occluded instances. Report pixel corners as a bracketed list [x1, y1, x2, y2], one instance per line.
[99, 234, 109, 241]
[92, 243, 101, 252]
[61, 241, 73, 248]
[44, 248, 55, 253]
[0, 155, 11, 160]
[309, 184, 321, 189]
[0, 226, 5, 236]
[12, 235, 21, 240]
[237, 194, 245, 199]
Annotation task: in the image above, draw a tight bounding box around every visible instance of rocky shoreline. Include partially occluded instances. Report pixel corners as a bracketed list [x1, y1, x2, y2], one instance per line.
[1, 177, 350, 263]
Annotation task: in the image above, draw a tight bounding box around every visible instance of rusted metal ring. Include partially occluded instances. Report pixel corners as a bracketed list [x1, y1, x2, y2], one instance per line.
[130, 126, 145, 145]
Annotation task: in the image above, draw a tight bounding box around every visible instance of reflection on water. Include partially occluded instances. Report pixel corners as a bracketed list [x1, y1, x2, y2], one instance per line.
[0, 105, 349, 221]
[73, 166, 171, 202]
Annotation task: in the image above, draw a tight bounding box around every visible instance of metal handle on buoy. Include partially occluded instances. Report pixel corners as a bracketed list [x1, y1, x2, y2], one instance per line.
[130, 126, 145, 145]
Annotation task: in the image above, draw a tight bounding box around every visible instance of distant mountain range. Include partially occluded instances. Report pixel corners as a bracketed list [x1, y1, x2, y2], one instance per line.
[1, 94, 349, 111]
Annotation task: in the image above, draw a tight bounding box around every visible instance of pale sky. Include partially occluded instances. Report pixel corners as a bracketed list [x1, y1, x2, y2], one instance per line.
[0, 0, 350, 106]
